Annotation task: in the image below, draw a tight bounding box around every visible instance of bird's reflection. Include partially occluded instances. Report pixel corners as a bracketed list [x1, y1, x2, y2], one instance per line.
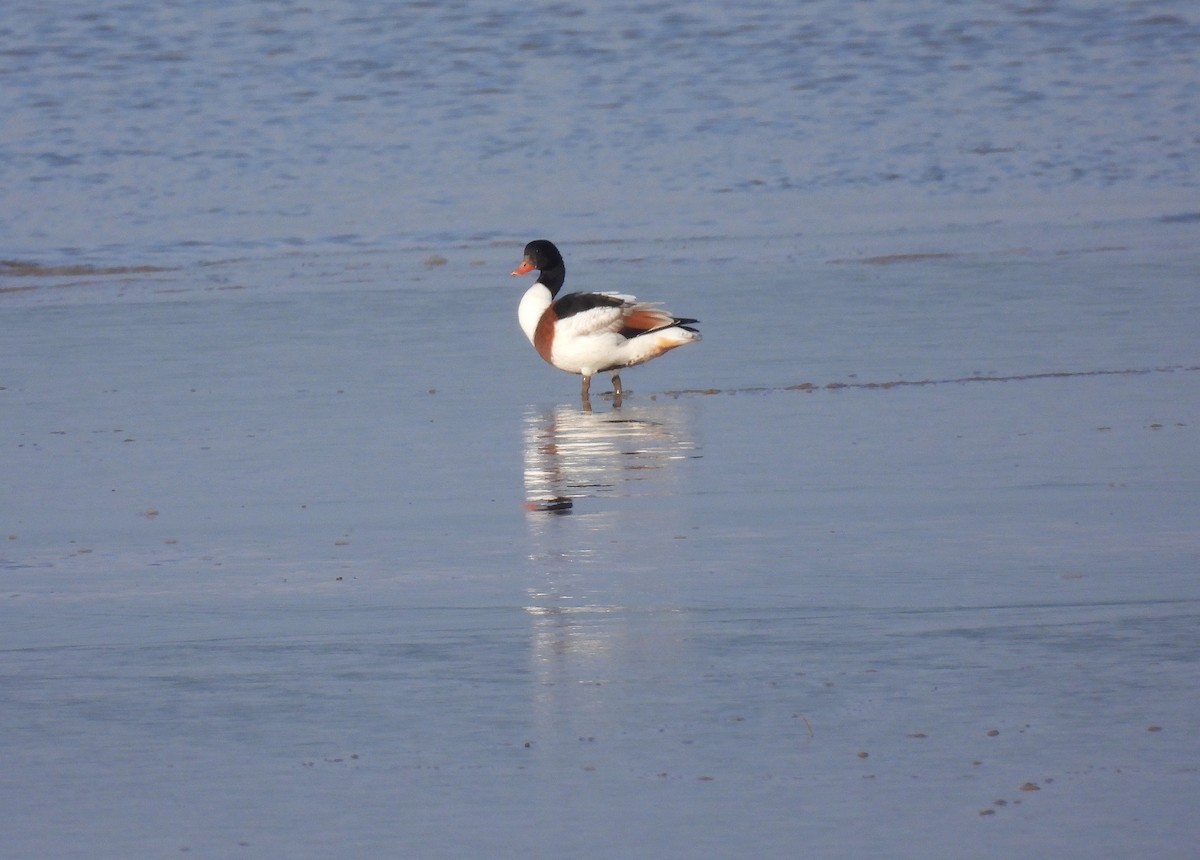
[521, 400, 699, 742]
[522, 401, 697, 515]
[522, 400, 698, 662]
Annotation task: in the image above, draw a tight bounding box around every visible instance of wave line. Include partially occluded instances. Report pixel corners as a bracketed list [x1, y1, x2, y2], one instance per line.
[662, 365, 1199, 398]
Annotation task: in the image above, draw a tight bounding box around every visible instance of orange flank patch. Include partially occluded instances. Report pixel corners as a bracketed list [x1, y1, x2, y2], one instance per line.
[533, 307, 557, 363]
[621, 306, 674, 334]
[654, 334, 684, 355]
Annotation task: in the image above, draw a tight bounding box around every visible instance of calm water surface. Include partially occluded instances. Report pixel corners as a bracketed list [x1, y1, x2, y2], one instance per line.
[2, 2, 1199, 858]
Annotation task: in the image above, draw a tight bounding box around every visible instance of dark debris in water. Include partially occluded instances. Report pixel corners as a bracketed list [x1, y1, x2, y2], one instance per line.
[0, 260, 170, 277]
[855, 252, 958, 265]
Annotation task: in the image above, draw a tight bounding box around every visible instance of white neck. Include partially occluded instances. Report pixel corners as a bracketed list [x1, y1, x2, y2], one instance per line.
[518, 282, 552, 345]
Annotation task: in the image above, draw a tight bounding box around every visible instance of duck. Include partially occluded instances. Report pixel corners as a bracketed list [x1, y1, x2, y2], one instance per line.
[511, 239, 700, 403]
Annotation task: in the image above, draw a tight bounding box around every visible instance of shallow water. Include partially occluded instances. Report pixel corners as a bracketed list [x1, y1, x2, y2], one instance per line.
[2, 0, 1199, 261]
[2, 1, 1200, 858]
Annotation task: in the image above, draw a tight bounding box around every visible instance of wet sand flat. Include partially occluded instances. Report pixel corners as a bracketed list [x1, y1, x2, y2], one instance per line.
[2, 235, 1198, 859]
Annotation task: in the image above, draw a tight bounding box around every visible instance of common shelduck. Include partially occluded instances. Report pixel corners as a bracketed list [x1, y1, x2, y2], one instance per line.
[511, 239, 701, 402]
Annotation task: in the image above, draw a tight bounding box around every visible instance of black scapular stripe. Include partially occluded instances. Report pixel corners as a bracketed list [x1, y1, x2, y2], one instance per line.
[551, 292, 626, 320]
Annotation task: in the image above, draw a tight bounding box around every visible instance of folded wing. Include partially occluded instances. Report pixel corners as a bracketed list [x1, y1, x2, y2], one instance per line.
[553, 291, 693, 340]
